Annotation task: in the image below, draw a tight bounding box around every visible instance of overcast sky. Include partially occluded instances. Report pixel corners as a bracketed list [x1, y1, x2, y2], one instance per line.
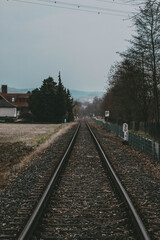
[0, 0, 138, 92]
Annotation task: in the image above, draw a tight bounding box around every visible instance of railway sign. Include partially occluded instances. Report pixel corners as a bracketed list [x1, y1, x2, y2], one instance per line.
[123, 123, 128, 132]
[105, 111, 110, 117]
[123, 123, 128, 141]
[105, 111, 110, 122]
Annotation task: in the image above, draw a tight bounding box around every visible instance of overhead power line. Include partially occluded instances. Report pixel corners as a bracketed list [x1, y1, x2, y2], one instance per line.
[6, 0, 135, 16]
[37, 0, 133, 14]
[96, 0, 134, 6]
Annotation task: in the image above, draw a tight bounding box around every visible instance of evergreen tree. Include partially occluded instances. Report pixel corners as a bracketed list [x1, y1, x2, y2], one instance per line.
[40, 77, 57, 122]
[65, 89, 74, 122]
[29, 77, 57, 122]
[28, 88, 41, 121]
[55, 72, 67, 123]
[29, 73, 74, 123]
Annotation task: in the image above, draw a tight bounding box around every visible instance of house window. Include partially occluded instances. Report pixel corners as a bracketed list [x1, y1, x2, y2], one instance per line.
[12, 97, 15, 102]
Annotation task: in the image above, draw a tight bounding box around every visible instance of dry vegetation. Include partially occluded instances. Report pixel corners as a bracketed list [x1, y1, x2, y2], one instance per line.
[0, 123, 64, 146]
[0, 122, 76, 190]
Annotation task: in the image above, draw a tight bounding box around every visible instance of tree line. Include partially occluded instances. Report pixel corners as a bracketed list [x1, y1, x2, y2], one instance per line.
[28, 73, 74, 123]
[101, 0, 160, 124]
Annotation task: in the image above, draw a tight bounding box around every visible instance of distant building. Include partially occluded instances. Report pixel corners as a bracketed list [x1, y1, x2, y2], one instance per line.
[0, 85, 31, 116]
[0, 94, 17, 120]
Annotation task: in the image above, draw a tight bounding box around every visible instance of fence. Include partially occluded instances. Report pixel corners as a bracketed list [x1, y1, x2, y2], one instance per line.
[109, 119, 160, 139]
[92, 118, 160, 162]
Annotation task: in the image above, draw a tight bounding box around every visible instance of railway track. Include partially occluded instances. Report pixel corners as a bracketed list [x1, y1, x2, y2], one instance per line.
[5, 120, 151, 239]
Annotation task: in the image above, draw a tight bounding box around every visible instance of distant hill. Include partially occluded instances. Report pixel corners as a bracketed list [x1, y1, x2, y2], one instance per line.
[70, 90, 105, 102]
[6, 87, 105, 103]
[8, 87, 34, 93]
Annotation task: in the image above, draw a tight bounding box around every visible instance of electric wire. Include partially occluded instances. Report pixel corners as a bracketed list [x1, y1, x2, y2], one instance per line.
[37, 0, 133, 14]
[96, 0, 135, 6]
[6, 0, 134, 16]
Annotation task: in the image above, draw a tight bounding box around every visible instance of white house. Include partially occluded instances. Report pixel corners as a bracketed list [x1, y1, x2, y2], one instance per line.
[0, 94, 17, 119]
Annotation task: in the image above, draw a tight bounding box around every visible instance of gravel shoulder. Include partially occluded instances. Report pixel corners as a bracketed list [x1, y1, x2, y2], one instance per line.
[89, 119, 160, 239]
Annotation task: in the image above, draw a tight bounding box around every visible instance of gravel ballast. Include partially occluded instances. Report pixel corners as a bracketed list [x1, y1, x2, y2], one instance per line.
[0, 120, 160, 239]
[0, 123, 77, 237]
[90, 119, 160, 239]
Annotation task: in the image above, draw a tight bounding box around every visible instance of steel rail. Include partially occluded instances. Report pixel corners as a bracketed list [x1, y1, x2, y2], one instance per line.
[18, 122, 80, 240]
[86, 121, 151, 240]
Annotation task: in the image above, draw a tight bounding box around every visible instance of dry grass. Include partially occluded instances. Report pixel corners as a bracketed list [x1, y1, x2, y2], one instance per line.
[0, 123, 67, 147]
[0, 122, 76, 190]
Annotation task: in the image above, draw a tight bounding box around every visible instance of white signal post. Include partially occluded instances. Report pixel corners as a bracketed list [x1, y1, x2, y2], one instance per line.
[105, 111, 109, 121]
[123, 123, 128, 141]
[105, 111, 110, 117]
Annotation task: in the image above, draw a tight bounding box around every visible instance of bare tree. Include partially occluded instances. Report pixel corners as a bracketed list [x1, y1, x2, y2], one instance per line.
[131, 0, 160, 122]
